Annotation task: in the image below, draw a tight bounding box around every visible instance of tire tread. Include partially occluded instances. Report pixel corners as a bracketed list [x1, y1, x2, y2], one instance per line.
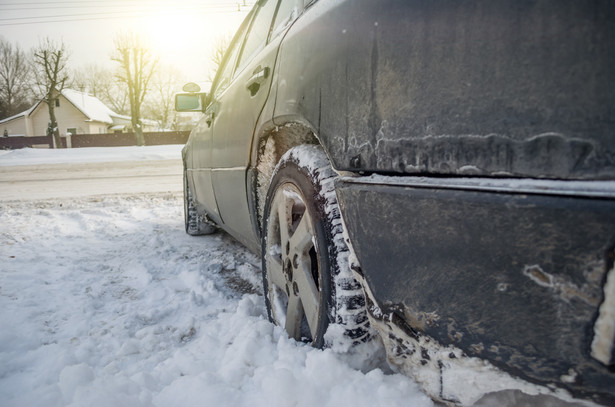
[279, 145, 372, 344]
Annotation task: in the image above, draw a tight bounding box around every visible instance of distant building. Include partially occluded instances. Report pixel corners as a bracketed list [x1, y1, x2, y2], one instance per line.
[0, 89, 157, 145]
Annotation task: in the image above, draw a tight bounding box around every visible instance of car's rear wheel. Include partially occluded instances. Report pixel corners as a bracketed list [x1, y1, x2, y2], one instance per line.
[262, 145, 370, 348]
[184, 171, 216, 236]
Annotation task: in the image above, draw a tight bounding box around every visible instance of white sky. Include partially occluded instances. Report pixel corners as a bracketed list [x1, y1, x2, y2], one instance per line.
[0, 0, 253, 82]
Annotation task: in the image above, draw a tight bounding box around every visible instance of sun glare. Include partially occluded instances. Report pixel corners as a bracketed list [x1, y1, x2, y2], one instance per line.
[132, 3, 249, 79]
[144, 12, 198, 56]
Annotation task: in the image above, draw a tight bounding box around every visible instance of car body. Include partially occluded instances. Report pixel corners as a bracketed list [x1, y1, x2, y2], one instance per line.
[177, 0, 615, 405]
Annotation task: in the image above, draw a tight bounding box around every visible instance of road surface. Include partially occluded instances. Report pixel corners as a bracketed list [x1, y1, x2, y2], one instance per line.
[0, 159, 183, 201]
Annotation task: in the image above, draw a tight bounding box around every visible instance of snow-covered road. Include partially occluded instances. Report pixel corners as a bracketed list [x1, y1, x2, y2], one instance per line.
[0, 145, 184, 201]
[0, 147, 433, 407]
[0, 160, 183, 201]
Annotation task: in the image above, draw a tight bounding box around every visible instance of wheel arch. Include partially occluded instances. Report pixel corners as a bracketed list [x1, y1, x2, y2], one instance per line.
[250, 117, 326, 238]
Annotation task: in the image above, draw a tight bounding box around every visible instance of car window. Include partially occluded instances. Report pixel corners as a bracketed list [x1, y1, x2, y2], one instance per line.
[271, 0, 301, 40]
[212, 16, 251, 98]
[235, 0, 279, 76]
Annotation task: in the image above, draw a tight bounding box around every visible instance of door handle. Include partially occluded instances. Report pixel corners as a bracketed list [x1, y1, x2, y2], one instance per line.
[246, 66, 270, 96]
[206, 112, 214, 127]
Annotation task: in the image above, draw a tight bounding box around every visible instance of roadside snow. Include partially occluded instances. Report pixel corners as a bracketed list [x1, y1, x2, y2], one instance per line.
[0, 149, 433, 407]
[0, 145, 184, 167]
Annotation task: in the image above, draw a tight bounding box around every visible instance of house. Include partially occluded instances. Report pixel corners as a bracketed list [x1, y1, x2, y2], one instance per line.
[0, 89, 157, 146]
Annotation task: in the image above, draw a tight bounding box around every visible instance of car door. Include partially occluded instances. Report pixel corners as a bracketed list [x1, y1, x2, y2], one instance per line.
[210, 0, 301, 247]
[188, 16, 251, 224]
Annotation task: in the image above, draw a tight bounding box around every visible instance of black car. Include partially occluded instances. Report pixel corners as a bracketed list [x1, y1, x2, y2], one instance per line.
[176, 0, 615, 405]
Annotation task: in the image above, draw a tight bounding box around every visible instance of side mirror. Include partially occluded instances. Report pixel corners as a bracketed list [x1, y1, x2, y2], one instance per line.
[175, 82, 209, 112]
[175, 92, 208, 112]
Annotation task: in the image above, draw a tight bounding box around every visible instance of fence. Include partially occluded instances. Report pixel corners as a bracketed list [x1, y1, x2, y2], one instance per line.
[0, 135, 53, 149]
[0, 131, 190, 150]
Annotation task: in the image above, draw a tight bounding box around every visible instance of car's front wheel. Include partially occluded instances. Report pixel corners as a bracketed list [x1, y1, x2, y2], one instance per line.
[262, 145, 369, 348]
[184, 171, 216, 236]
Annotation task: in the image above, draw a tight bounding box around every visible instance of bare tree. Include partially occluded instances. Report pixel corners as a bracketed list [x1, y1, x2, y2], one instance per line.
[73, 64, 129, 115]
[112, 33, 158, 146]
[72, 65, 105, 98]
[0, 38, 33, 120]
[208, 35, 231, 82]
[32, 38, 70, 148]
[143, 64, 185, 130]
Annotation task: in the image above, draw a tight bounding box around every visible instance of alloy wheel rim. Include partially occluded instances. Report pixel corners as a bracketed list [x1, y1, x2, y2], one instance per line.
[265, 183, 321, 342]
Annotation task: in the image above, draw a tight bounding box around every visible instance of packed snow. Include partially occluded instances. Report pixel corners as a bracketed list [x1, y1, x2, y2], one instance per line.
[0, 145, 184, 167]
[0, 146, 434, 407]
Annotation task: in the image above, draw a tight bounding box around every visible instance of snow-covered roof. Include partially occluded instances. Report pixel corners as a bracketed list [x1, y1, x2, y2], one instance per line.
[63, 91, 158, 127]
[61, 89, 117, 124]
[1, 89, 158, 128]
[108, 113, 158, 127]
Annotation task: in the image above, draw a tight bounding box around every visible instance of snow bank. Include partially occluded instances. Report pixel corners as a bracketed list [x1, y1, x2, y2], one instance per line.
[0, 193, 432, 407]
[0, 145, 184, 167]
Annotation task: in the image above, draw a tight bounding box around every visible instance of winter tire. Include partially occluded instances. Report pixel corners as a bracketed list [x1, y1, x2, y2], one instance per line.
[262, 145, 370, 348]
[184, 171, 217, 236]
